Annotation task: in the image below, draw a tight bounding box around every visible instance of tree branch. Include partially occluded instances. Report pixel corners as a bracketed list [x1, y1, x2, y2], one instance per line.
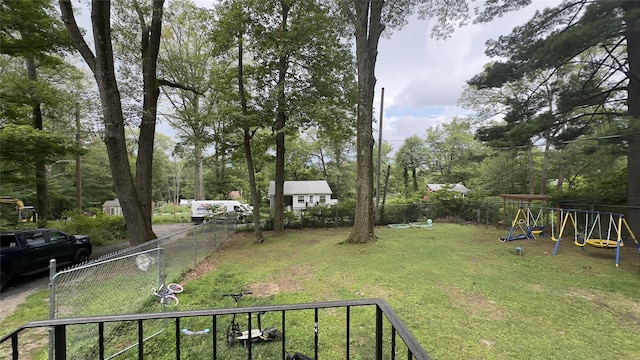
[58, 0, 96, 72]
[157, 78, 205, 96]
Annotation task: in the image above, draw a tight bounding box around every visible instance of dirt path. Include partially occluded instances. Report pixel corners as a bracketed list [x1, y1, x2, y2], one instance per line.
[0, 223, 195, 324]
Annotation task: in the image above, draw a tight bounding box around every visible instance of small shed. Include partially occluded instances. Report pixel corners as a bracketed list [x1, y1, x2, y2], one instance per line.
[268, 180, 337, 210]
[102, 198, 122, 216]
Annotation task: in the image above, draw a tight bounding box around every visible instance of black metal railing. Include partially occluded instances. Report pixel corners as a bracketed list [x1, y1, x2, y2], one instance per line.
[1, 298, 430, 360]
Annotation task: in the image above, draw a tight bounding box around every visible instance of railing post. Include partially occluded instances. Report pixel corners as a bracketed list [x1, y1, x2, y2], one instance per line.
[375, 306, 383, 360]
[138, 320, 144, 359]
[346, 306, 350, 360]
[175, 318, 181, 360]
[247, 311, 253, 359]
[212, 315, 217, 360]
[281, 311, 286, 359]
[49, 259, 56, 360]
[11, 333, 18, 360]
[314, 308, 319, 359]
[54, 325, 66, 360]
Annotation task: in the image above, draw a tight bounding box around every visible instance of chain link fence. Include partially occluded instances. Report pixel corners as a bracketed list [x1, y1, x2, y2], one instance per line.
[48, 218, 235, 359]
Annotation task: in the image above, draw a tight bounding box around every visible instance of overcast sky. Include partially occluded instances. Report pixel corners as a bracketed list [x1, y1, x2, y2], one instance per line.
[373, 0, 561, 150]
[72, 0, 561, 149]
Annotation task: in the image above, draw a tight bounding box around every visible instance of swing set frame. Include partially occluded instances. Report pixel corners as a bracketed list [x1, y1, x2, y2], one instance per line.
[551, 208, 639, 266]
[503, 206, 639, 266]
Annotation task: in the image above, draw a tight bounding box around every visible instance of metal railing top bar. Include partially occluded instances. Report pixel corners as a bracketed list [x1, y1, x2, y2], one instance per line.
[377, 300, 431, 360]
[1, 298, 430, 359]
[22, 298, 384, 327]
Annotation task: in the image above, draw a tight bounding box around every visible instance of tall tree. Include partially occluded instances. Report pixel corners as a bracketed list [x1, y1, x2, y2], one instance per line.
[339, 0, 527, 243]
[159, 1, 218, 201]
[1, 0, 74, 220]
[424, 117, 481, 184]
[212, 0, 266, 242]
[468, 0, 640, 232]
[59, 0, 160, 244]
[238, 0, 356, 234]
[394, 135, 428, 194]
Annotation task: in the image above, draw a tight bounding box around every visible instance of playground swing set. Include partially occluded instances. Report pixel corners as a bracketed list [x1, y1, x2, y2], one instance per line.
[502, 206, 639, 266]
[500, 206, 549, 241]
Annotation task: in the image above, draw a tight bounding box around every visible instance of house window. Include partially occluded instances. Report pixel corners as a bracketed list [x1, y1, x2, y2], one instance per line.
[319, 195, 326, 203]
[297, 195, 305, 204]
[309, 195, 314, 204]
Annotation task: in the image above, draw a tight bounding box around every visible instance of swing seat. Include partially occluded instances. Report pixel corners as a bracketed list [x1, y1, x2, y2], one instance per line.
[586, 239, 622, 248]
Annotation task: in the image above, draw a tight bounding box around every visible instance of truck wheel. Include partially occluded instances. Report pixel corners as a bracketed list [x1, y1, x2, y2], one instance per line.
[74, 248, 90, 264]
[0, 271, 9, 292]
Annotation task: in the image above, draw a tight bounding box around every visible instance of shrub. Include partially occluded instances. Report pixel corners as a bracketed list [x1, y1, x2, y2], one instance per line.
[379, 203, 423, 225]
[53, 210, 128, 246]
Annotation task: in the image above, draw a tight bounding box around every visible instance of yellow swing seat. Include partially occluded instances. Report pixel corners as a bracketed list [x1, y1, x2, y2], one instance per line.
[585, 239, 622, 248]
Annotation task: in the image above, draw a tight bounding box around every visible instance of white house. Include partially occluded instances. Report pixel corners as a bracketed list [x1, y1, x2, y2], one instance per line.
[102, 198, 122, 215]
[268, 180, 338, 210]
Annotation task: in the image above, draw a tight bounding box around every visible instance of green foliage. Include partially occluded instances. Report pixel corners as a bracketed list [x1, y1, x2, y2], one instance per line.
[379, 202, 424, 225]
[395, 135, 429, 194]
[152, 204, 191, 224]
[262, 200, 356, 230]
[51, 210, 128, 246]
[425, 117, 484, 183]
[424, 190, 501, 223]
[552, 166, 627, 205]
[0, 0, 72, 58]
[300, 204, 353, 228]
[0, 124, 79, 181]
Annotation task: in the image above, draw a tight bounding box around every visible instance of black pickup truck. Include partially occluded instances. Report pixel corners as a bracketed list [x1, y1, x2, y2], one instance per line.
[0, 228, 92, 291]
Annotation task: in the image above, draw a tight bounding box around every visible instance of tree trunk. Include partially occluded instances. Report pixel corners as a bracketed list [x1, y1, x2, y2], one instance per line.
[26, 57, 48, 221]
[59, 0, 152, 245]
[540, 137, 549, 195]
[193, 97, 204, 201]
[273, 2, 291, 234]
[238, 33, 264, 243]
[527, 145, 534, 195]
[344, 0, 384, 244]
[556, 160, 565, 191]
[194, 142, 204, 200]
[135, 0, 165, 241]
[623, 1, 640, 235]
[403, 167, 409, 194]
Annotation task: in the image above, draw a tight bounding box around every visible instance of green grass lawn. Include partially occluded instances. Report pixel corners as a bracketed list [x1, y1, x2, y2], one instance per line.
[174, 224, 640, 359]
[3, 223, 640, 359]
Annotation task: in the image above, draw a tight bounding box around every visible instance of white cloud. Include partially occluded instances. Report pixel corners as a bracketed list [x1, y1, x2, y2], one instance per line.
[373, 1, 562, 149]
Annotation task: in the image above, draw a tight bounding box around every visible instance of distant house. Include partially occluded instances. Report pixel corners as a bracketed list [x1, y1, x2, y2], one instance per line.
[425, 183, 470, 198]
[102, 198, 122, 215]
[268, 180, 338, 210]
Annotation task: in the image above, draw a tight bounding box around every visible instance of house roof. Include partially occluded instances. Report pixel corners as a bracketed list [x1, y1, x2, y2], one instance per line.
[268, 181, 333, 195]
[426, 183, 470, 194]
[102, 198, 120, 207]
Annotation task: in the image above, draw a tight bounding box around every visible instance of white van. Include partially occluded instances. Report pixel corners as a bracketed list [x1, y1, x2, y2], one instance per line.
[190, 200, 225, 223]
[191, 200, 250, 223]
